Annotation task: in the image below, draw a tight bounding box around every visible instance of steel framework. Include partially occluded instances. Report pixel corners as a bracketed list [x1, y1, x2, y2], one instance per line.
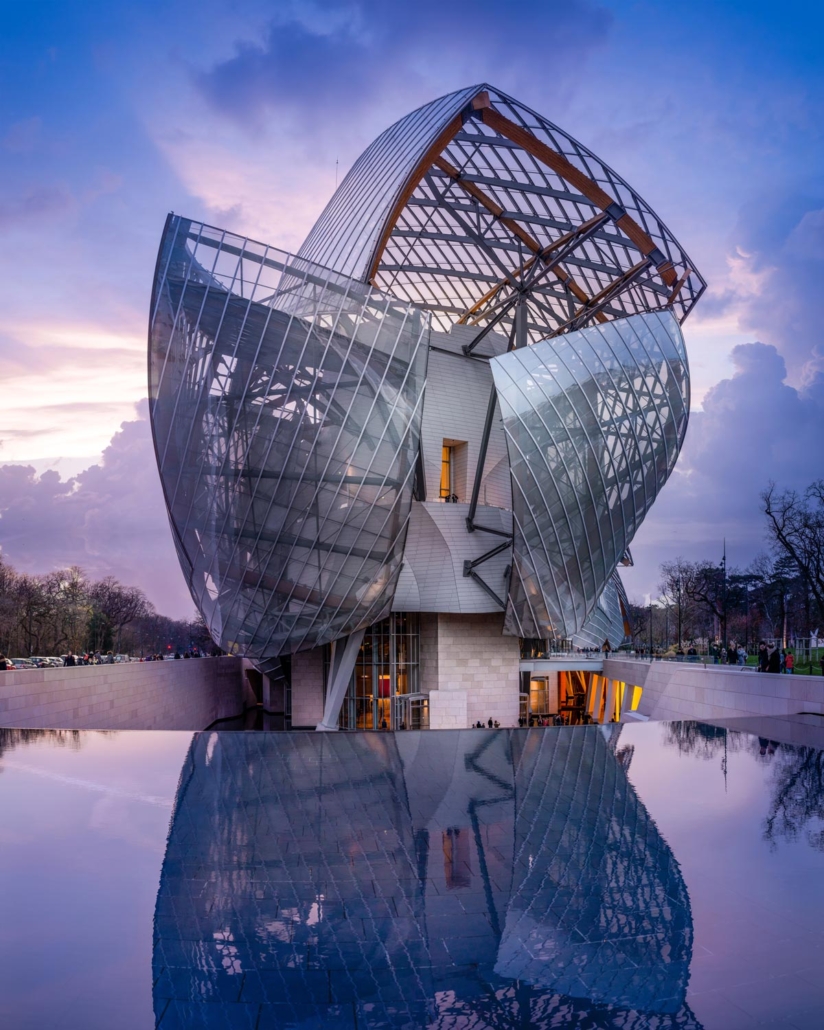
[149, 83, 705, 668]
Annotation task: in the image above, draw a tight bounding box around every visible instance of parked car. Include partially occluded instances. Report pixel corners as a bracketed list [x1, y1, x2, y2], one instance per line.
[10, 658, 37, 670]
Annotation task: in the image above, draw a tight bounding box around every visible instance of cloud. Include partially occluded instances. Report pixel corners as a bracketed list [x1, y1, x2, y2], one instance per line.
[194, 0, 612, 141]
[0, 403, 193, 619]
[716, 196, 824, 385]
[623, 339, 824, 600]
[0, 183, 75, 229]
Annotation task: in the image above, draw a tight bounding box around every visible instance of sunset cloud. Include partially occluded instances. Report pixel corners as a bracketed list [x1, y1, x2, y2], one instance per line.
[1, 0, 823, 606]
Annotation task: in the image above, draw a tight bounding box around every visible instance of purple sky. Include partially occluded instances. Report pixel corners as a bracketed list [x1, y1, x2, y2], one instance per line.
[1, 0, 823, 618]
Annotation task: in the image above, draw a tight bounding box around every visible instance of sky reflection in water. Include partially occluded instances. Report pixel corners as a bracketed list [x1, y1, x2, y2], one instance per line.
[1, 720, 823, 1029]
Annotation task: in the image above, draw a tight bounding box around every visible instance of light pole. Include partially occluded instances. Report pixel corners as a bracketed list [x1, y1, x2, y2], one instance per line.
[649, 601, 654, 656]
[719, 540, 728, 655]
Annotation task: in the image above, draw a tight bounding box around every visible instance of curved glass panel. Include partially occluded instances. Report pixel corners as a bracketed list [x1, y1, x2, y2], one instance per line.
[150, 216, 429, 658]
[491, 310, 688, 640]
[572, 571, 630, 650]
[298, 84, 483, 281]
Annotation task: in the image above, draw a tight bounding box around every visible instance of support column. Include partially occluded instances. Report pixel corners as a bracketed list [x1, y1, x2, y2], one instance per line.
[589, 676, 604, 721]
[316, 629, 365, 731]
[604, 677, 617, 724]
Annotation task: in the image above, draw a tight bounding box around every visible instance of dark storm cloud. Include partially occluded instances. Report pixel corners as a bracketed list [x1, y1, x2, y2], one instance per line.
[0, 403, 193, 619]
[195, 0, 612, 131]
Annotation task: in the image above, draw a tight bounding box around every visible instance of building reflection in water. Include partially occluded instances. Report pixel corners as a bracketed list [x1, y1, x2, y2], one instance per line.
[153, 728, 700, 1028]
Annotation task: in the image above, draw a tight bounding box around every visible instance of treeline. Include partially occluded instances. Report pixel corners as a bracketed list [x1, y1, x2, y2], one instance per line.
[0, 556, 216, 658]
[628, 479, 824, 649]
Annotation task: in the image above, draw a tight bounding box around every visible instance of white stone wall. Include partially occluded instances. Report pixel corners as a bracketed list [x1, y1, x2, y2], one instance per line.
[428, 688, 468, 729]
[290, 647, 325, 727]
[0, 657, 244, 730]
[602, 657, 824, 722]
[419, 613, 439, 693]
[425, 612, 520, 729]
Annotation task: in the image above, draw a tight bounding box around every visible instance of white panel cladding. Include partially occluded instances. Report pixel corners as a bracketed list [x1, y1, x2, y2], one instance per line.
[392, 501, 512, 613]
[421, 326, 510, 509]
[602, 657, 824, 724]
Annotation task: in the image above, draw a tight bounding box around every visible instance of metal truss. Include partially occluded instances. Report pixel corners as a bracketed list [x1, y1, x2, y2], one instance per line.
[299, 84, 706, 350]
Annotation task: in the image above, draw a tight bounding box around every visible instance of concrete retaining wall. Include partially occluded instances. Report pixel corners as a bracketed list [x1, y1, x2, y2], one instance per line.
[0, 657, 245, 730]
[602, 657, 824, 723]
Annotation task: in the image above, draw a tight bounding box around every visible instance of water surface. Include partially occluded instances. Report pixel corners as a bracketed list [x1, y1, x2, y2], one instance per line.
[2, 720, 823, 1028]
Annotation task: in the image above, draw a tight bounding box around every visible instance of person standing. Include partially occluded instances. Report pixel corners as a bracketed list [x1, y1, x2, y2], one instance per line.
[785, 651, 795, 674]
[0, 653, 8, 671]
[64, 651, 76, 667]
[737, 645, 747, 666]
[767, 645, 781, 674]
[757, 642, 769, 672]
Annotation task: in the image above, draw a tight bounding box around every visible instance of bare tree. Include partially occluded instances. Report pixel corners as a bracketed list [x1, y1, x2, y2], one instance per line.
[659, 559, 699, 647]
[762, 481, 824, 626]
[88, 577, 153, 652]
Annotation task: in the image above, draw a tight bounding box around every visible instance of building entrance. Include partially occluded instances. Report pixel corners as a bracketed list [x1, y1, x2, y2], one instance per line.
[337, 613, 425, 730]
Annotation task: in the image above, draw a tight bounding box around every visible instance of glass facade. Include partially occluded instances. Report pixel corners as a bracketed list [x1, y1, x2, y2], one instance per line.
[491, 310, 689, 640]
[149, 216, 429, 661]
[337, 612, 423, 730]
[148, 84, 706, 704]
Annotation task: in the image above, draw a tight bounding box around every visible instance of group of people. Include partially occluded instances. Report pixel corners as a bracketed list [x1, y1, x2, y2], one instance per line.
[473, 718, 501, 729]
[142, 650, 204, 661]
[756, 642, 798, 674]
[521, 714, 565, 727]
[63, 650, 116, 666]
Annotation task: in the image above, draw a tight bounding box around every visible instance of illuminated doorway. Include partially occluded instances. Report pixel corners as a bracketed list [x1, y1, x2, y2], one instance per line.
[336, 613, 421, 730]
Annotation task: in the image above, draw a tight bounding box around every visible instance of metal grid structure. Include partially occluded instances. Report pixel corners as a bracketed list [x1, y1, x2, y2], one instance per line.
[149, 215, 429, 658]
[491, 310, 689, 640]
[149, 84, 705, 687]
[299, 84, 706, 347]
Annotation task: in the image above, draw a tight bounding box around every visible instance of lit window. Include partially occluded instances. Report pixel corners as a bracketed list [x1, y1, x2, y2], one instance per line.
[439, 445, 452, 499]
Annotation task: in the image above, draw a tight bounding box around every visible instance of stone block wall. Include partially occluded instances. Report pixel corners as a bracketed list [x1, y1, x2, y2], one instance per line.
[419, 613, 439, 693]
[428, 688, 468, 729]
[0, 657, 245, 731]
[424, 612, 520, 728]
[290, 647, 325, 728]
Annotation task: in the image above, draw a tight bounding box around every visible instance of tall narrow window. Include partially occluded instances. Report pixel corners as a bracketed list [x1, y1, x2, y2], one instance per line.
[439, 445, 452, 499]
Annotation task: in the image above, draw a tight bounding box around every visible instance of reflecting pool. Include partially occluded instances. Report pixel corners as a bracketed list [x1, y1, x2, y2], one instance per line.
[2, 719, 824, 1029]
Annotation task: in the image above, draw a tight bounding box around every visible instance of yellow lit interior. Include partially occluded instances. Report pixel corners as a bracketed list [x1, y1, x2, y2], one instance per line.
[439, 445, 452, 498]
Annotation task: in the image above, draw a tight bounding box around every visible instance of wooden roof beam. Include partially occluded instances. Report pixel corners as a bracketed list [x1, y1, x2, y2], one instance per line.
[478, 106, 678, 287]
[434, 156, 607, 322]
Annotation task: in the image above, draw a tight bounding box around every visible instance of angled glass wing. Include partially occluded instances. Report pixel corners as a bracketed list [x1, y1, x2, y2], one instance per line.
[150, 216, 429, 658]
[491, 310, 688, 639]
